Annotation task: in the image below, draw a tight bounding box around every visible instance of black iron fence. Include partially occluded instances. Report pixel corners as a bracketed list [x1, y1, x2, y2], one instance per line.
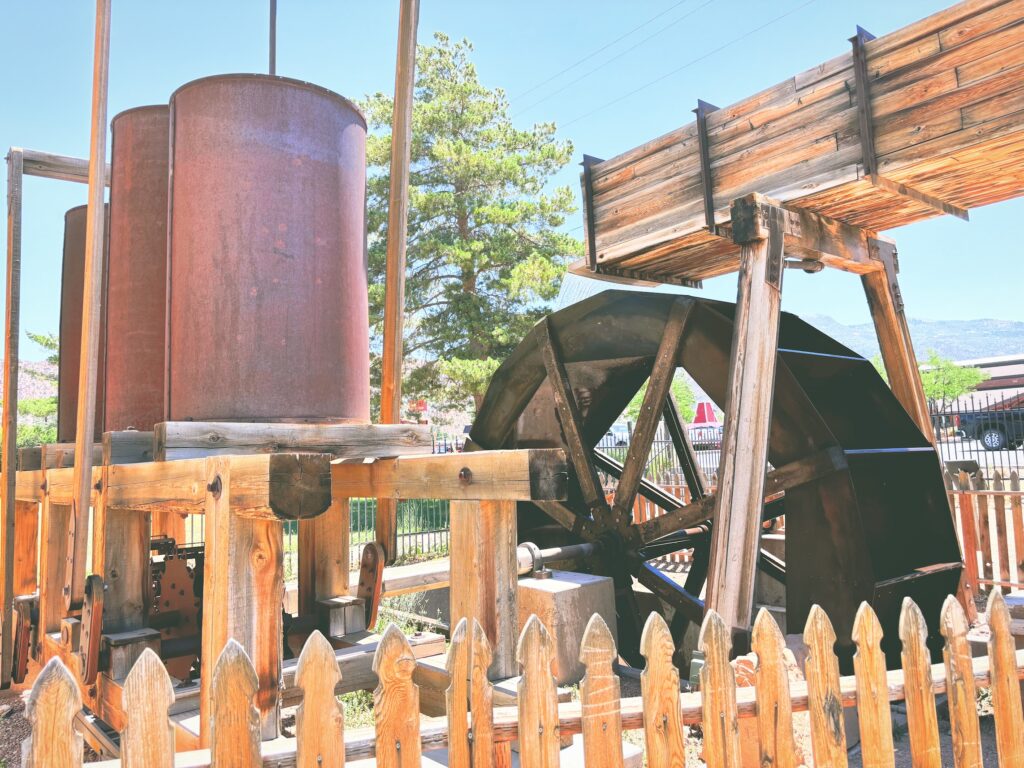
[932, 391, 1024, 475]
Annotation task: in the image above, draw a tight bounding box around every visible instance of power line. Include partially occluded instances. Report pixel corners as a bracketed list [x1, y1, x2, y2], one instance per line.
[560, 0, 820, 129]
[511, 0, 695, 101]
[514, 0, 718, 118]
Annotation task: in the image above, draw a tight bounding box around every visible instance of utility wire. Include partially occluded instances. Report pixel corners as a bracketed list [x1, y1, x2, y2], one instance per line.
[560, 0, 820, 129]
[514, 0, 719, 117]
[511, 0, 695, 101]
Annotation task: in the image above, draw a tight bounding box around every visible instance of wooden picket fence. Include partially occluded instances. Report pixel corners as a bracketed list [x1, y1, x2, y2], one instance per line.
[21, 590, 1024, 767]
[945, 469, 1024, 595]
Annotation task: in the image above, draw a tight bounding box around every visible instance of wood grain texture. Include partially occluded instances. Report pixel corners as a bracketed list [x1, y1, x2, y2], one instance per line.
[579, 614, 624, 768]
[986, 589, 1024, 767]
[121, 648, 175, 768]
[899, 598, 942, 768]
[517, 615, 560, 768]
[939, 595, 983, 768]
[698, 610, 741, 768]
[210, 639, 261, 767]
[22, 657, 83, 768]
[445, 618, 471, 768]
[851, 602, 895, 768]
[751, 608, 799, 768]
[373, 623, 422, 768]
[331, 448, 567, 501]
[706, 216, 783, 632]
[1011, 471, 1024, 585]
[450, 500, 518, 679]
[470, 619, 497, 768]
[803, 604, 848, 767]
[13, 500, 39, 596]
[640, 612, 686, 768]
[295, 630, 345, 768]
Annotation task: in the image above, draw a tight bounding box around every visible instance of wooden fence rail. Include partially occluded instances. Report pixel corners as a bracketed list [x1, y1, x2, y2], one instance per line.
[945, 469, 1024, 598]
[21, 590, 1024, 767]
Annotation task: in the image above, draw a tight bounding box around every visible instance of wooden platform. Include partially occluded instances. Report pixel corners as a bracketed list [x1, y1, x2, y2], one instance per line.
[581, 0, 1024, 285]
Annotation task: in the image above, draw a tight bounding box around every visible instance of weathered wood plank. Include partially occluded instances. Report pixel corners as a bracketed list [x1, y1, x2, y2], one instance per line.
[373, 624, 422, 768]
[986, 589, 1024, 766]
[331, 448, 567, 501]
[22, 657, 83, 768]
[852, 603, 895, 767]
[154, 421, 432, 461]
[804, 605, 847, 767]
[752, 608, 799, 768]
[699, 610, 741, 768]
[210, 640, 261, 767]
[121, 648, 175, 768]
[294, 630, 345, 768]
[470, 619, 497, 768]
[640, 613, 686, 767]
[516, 615, 560, 767]
[939, 595, 983, 768]
[900, 598, 942, 768]
[579, 614, 624, 768]
[445, 619, 471, 768]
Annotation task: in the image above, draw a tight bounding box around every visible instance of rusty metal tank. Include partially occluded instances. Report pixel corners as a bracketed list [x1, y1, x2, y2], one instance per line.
[58, 204, 107, 441]
[104, 105, 170, 432]
[166, 74, 369, 422]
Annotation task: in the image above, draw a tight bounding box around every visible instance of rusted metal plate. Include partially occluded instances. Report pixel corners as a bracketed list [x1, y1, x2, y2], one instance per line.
[58, 205, 107, 442]
[167, 74, 369, 422]
[105, 105, 169, 432]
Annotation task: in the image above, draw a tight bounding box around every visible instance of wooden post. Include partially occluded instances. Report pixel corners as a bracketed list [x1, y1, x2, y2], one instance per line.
[297, 497, 350, 616]
[200, 457, 284, 746]
[377, 0, 421, 565]
[67, 0, 112, 612]
[862, 241, 932, 441]
[706, 195, 785, 642]
[1, 147, 24, 686]
[13, 501, 39, 597]
[450, 500, 517, 680]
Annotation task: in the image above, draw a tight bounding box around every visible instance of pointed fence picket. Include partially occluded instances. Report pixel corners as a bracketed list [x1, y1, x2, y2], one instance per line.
[22, 593, 1024, 767]
[946, 469, 1024, 592]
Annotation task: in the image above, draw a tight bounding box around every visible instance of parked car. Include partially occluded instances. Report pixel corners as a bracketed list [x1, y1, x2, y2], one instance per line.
[957, 408, 1024, 450]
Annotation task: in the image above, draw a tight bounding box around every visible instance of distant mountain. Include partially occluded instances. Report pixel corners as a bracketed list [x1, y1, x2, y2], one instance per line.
[801, 316, 1024, 362]
[0, 360, 57, 402]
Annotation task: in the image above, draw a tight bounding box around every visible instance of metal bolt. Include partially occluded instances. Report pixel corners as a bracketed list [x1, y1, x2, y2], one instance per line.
[458, 467, 473, 484]
[208, 475, 223, 499]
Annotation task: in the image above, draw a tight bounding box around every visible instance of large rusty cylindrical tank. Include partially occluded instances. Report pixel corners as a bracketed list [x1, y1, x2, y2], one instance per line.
[167, 74, 369, 422]
[104, 105, 170, 432]
[58, 204, 107, 442]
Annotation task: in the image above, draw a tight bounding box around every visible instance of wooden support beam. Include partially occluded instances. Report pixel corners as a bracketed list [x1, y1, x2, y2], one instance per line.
[378, 0, 422, 566]
[862, 241, 933, 441]
[101, 431, 154, 465]
[298, 498, 350, 616]
[706, 197, 786, 640]
[612, 300, 691, 520]
[200, 457, 284, 745]
[68, 0, 113, 612]
[15, 469, 45, 503]
[537, 316, 606, 513]
[154, 421, 431, 461]
[450, 500, 518, 680]
[728, 193, 887, 275]
[38, 499, 72, 636]
[331, 448, 567, 501]
[103, 453, 332, 520]
[1, 147, 24, 686]
[21, 149, 109, 185]
[39, 442, 102, 470]
[92, 481, 150, 635]
[13, 501, 39, 597]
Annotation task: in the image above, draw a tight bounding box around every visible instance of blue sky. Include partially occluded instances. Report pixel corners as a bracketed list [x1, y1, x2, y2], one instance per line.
[2, 0, 1021, 361]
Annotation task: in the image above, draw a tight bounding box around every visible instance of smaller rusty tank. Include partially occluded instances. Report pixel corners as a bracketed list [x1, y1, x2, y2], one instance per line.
[166, 74, 369, 422]
[104, 105, 170, 432]
[58, 204, 107, 442]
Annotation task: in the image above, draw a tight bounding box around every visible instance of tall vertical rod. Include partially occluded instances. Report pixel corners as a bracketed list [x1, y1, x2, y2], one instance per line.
[377, 0, 420, 564]
[1, 148, 25, 686]
[269, 0, 277, 75]
[67, 0, 112, 611]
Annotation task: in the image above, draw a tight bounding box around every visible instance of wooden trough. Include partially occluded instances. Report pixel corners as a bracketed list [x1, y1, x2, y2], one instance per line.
[580, 0, 1024, 285]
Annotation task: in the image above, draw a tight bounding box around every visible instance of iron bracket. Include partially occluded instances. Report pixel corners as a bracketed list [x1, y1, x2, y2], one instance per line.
[694, 100, 720, 236]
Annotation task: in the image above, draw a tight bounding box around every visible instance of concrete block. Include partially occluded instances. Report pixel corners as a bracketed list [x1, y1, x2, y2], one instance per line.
[518, 570, 616, 685]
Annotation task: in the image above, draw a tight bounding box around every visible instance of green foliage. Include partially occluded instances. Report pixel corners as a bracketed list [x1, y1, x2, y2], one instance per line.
[362, 34, 581, 413]
[624, 375, 696, 424]
[18, 396, 57, 418]
[919, 351, 988, 410]
[25, 331, 59, 383]
[16, 423, 57, 448]
[870, 354, 888, 383]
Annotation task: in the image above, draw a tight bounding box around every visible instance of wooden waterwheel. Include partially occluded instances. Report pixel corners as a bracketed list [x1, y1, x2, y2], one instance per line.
[470, 290, 962, 668]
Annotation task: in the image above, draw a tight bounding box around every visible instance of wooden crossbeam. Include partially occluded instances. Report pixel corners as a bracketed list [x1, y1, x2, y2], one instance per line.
[727, 193, 890, 275]
[331, 449, 567, 501]
[154, 421, 432, 461]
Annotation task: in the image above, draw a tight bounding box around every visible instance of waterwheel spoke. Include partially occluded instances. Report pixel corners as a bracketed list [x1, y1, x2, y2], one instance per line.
[612, 300, 693, 520]
[662, 394, 709, 499]
[637, 564, 704, 625]
[594, 451, 685, 512]
[537, 316, 607, 516]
